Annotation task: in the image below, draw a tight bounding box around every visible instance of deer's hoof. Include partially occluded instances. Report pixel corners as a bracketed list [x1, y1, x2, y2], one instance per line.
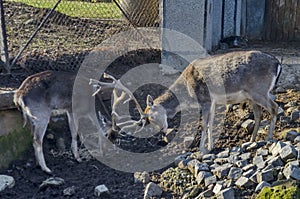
[76, 157, 82, 163]
[42, 167, 52, 174]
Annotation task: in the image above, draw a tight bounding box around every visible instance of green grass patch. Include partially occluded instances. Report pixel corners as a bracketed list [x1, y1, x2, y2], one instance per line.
[0, 127, 32, 169]
[7, 0, 122, 19]
[256, 181, 300, 199]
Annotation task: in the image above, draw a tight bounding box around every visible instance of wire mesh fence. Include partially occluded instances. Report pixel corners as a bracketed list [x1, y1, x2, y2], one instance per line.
[2, 0, 160, 73]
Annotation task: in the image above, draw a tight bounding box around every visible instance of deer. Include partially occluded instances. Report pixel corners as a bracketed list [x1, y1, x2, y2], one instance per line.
[144, 50, 281, 153]
[90, 50, 281, 154]
[14, 70, 112, 173]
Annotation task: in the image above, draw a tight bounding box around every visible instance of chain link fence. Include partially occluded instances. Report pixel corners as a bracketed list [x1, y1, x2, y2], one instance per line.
[2, 0, 160, 73]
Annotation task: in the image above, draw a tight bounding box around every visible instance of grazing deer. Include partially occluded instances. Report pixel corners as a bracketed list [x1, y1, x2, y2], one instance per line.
[144, 50, 281, 152]
[14, 70, 111, 173]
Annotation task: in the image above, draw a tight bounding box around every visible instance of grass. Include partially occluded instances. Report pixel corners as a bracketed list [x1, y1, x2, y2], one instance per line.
[7, 0, 122, 19]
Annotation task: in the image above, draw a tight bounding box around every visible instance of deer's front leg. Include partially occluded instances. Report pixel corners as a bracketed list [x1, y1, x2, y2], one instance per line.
[199, 103, 210, 154]
[207, 101, 216, 151]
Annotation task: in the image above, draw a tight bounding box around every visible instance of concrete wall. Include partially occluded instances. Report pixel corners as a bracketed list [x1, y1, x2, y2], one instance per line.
[162, 0, 266, 54]
[246, 0, 266, 39]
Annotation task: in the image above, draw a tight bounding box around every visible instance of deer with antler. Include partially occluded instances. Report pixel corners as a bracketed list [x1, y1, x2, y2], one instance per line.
[91, 50, 281, 153]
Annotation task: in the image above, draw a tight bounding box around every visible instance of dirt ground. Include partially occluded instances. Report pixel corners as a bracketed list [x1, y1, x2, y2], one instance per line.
[0, 2, 300, 199]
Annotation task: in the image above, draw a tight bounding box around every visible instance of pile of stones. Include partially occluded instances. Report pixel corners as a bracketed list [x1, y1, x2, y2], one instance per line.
[159, 130, 300, 199]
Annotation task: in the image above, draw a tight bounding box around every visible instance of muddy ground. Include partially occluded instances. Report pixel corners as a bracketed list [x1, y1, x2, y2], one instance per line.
[0, 2, 300, 199]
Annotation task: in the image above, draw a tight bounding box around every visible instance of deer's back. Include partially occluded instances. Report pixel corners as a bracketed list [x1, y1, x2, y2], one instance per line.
[14, 70, 76, 111]
[189, 50, 280, 94]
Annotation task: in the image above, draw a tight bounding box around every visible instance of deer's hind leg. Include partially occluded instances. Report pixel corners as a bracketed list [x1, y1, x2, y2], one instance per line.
[67, 112, 81, 162]
[32, 116, 51, 173]
[250, 103, 263, 142]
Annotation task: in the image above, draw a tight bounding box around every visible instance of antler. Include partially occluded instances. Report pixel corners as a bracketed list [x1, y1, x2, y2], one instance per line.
[89, 73, 146, 135]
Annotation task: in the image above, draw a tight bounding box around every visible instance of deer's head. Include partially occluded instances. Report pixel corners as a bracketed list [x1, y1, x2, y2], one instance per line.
[144, 95, 168, 133]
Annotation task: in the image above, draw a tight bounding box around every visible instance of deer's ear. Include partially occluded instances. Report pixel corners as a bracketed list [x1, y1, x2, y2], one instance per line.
[146, 95, 154, 107]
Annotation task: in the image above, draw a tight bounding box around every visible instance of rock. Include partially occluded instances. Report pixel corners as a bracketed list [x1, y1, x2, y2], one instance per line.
[257, 169, 275, 183]
[194, 163, 210, 175]
[235, 176, 255, 188]
[290, 110, 300, 121]
[196, 189, 214, 198]
[250, 171, 259, 184]
[271, 141, 286, 157]
[294, 136, 300, 143]
[241, 142, 252, 151]
[228, 167, 243, 180]
[212, 163, 232, 179]
[39, 177, 65, 189]
[235, 159, 248, 168]
[214, 158, 230, 164]
[144, 182, 162, 199]
[63, 186, 76, 196]
[240, 152, 252, 160]
[283, 164, 300, 181]
[178, 158, 193, 170]
[174, 152, 192, 165]
[95, 184, 110, 197]
[163, 128, 176, 143]
[280, 116, 291, 124]
[217, 150, 230, 158]
[279, 145, 298, 162]
[0, 175, 15, 192]
[241, 119, 255, 133]
[247, 142, 259, 151]
[242, 163, 256, 171]
[213, 181, 225, 194]
[286, 130, 300, 142]
[256, 148, 269, 156]
[217, 187, 235, 199]
[204, 175, 217, 187]
[210, 163, 220, 170]
[228, 154, 239, 164]
[196, 171, 212, 185]
[253, 155, 265, 169]
[243, 169, 255, 178]
[255, 181, 271, 192]
[277, 107, 285, 116]
[202, 154, 216, 161]
[267, 156, 284, 167]
[230, 146, 243, 154]
[187, 159, 201, 174]
[183, 186, 201, 199]
[134, 171, 150, 184]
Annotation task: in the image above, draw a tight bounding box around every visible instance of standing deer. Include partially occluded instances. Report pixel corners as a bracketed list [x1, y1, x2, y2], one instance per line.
[144, 50, 281, 152]
[14, 70, 111, 173]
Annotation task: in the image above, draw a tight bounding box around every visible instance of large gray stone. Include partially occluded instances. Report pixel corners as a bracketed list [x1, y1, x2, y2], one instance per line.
[253, 155, 265, 169]
[235, 176, 255, 188]
[255, 181, 271, 192]
[228, 167, 243, 180]
[212, 163, 232, 179]
[285, 130, 300, 142]
[257, 169, 274, 183]
[241, 119, 255, 133]
[144, 182, 162, 199]
[204, 175, 217, 187]
[283, 164, 300, 181]
[240, 152, 252, 160]
[271, 141, 286, 157]
[217, 187, 235, 199]
[95, 184, 110, 197]
[196, 171, 212, 185]
[280, 145, 298, 162]
[0, 175, 15, 192]
[267, 156, 284, 167]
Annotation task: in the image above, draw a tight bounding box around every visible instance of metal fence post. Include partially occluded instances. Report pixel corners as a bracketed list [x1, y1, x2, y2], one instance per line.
[0, 0, 9, 73]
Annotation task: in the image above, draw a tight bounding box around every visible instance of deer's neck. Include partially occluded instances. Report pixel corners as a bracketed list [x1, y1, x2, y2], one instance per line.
[154, 76, 192, 118]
